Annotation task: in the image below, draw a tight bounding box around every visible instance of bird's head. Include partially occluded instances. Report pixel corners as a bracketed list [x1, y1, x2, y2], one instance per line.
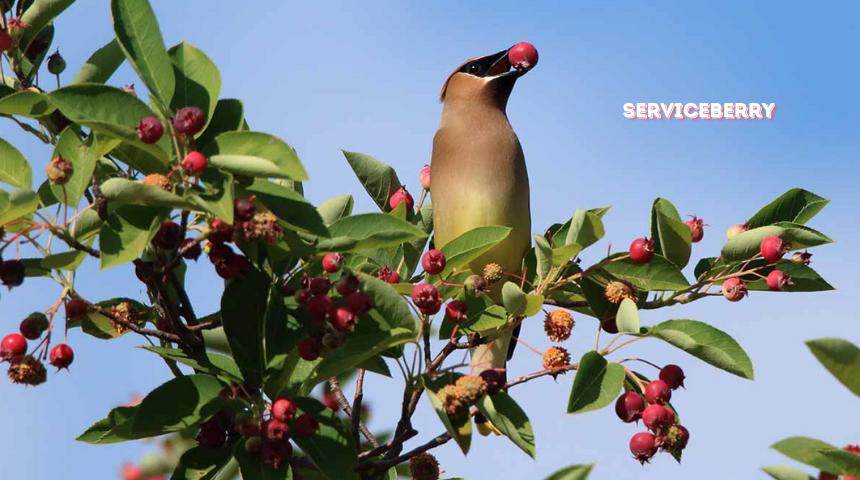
[439, 42, 538, 108]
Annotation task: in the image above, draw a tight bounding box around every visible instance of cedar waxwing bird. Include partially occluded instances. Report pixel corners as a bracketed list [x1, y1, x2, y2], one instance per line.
[430, 44, 536, 374]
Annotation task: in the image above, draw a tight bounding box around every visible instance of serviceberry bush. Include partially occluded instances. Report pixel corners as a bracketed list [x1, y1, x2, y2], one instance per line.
[0, 1, 837, 479]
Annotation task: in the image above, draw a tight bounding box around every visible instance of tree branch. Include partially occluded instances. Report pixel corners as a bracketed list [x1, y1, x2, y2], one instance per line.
[90, 304, 182, 343]
[328, 376, 379, 449]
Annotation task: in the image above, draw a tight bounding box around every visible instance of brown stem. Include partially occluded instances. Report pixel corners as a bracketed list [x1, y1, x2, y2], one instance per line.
[357, 428, 418, 460]
[328, 377, 379, 449]
[543, 298, 588, 309]
[504, 364, 579, 389]
[352, 369, 366, 452]
[90, 304, 182, 343]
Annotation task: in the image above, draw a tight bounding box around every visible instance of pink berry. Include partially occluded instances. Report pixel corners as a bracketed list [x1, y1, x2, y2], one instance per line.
[322, 253, 345, 273]
[722, 277, 748, 302]
[49, 343, 74, 370]
[261, 418, 290, 443]
[419, 165, 431, 190]
[346, 291, 373, 316]
[686, 216, 706, 243]
[297, 338, 321, 361]
[323, 392, 339, 412]
[411, 283, 440, 310]
[152, 221, 181, 250]
[761, 235, 790, 263]
[444, 300, 469, 324]
[659, 364, 686, 390]
[642, 404, 672, 431]
[233, 198, 256, 220]
[389, 186, 414, 211]
[331, 307, 357, 332]
[615, 392, 646, 423]
[173, 106, 206, 135]
[309, 277, 332, 296]
[508, 42, 539, 71]
[377, 266, 400, 284]
[136, 116, 164, 144]
[293, 414, 319, 438]
[644, 380, 672, 405]
[766, 270, 792, 291]
[421, 249, 446, 275]
[630, 432, 658, 464]
[629, 237, 655, 264]
[273, 398, 298, 422]
[181, 151, 208, 176]
[307, 295, 335, 322]
[1, 333, 27, 360]
[335, 274, 360, 296]
[121, 463, 144, 480]
[726, 222, 749, 240]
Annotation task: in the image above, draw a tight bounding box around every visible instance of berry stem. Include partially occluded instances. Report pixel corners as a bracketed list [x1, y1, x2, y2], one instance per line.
[617, 357, 662, 370]
[603, 336, 645, 356]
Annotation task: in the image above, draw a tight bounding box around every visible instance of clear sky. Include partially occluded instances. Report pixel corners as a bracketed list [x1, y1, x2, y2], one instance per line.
[1, 1, 859, 479]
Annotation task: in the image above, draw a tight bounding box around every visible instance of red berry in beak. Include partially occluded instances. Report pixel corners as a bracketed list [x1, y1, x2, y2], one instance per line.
[615, 392, 646, 423]
[629, 237, 655, 264]
[181, 151, 208, 176]
[629, 432, 658, 464]
[49, 343, 74, 370]
[644, 380, 672, 405]
[722, 277, 747, 302]
[761, 235, 790, 263]
[1, 333, 27, 361]
[509, 42, 539, 71]
[686, 216, 706, 243]
[659, 364, 686, 390]
[766, 270, 792, 291]
[136, 116, 164, 144]
[322, 253, 345, 273]
[173, 106, 206, 135]
[421, 249, 446, 275]
[389, 186, 414, 211]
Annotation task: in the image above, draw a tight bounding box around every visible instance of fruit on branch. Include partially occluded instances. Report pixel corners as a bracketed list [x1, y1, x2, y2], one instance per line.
[1, 333, 27, 360]
[761, 235, 791, 263]
[455, 374, 488, 405]
[261, 418, 290, 443]
[332, 307, 358, 332]
[464, 274, 489, 297]
[482, 263, 504, 284]
[152, 221, 181, 250]
[49, 343, 74, 370]
[65, 298, 89, 320]
[346, 291, 373, 316]
[419, 165, 432, 191]
[45, 156, 74, 185]
[666, 424, 690, 450]
[409, 452, 441, 480]
[297, 338, 321, 361]
[422, 249, 446, 275]
[686, 216, 706, 243]
[411, 283, 441, 310]
[629, 237, 655, 264]
[309, 277, 332, 296]
[273, 398, 298, 422]
[173, 106, 206, 136]
[47, 51, 66, 75]
[233, 198, 256, 221]
[322, 253, 344, 273]
[208, 220, 234, 243]
[307, 295, 335, 322]
[659, 364, 686, 390]
[615, 392, 646, 423]
[235, 212, 282, 244]
[721, 277, 748, 302]
[322, 392, 339, 412]
[0, 259, 25, 287]
[644, 380, 672, 405]
[196, 416, 227, 449]
[509, 41, 539, 70]
[605, 280, 639, 304]
[376, 265, 400, 284]
[181, 151, 208, 176]
[142, 173, 173, 192]
[7, 354, 46, 386]
[544, 309, 574, 342]
[0, 30, 12, 52]
[630, 432, 658, 464]
[293, 414, 319, 438]
[19, 312, 49, 340]
[726, 222, 749, 240]
[766, 270, 792, 291]
[480, 369, 505, 395]
[335, 273, 359, 296]
[388, 186, 414, 211]
[437, 384, 466, 419]
[792, 251, 813, 265]
[601, 318, 619, 334]
[179, 238, 202, 260]
[262, 441, 292, 469]
[641, 404, 673, 431]
[542, 346, 571, 369]
[444, 300, 469, 324]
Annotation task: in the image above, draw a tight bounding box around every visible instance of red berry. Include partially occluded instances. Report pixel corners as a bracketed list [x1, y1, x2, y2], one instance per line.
[600, 318, 619, 334]
[761, 235, 790, 263]
[659, 364, 686, 390]
[1, 333, 27, 360]
[480, 369, 505, 395]
[722, 277, 747, 302]
[411, 283, 440, 310]
[726, 222, 750, 240]
[280, 284, 296, 297]
[665, 407, 676, 425]
[674, 425, 690, 449]
[233, 198, 256, 221]
[309, 277, 332, 296]
[215, 254, 250, 279]
[444, 300, 469, 324]
[180, 238, 202, 261]
[298, 338, 321, 361]
[420, 303, 441, 316]
[377, 265, 400, 284]
[767, 270, 792, 291]
[421, 249, 446, 275]
[209, 219, 234, 243]
[508, 42, 539, 71]
[262, 442, 291, 469]
[322, 253, 345, 273]
[419, 165, 431, 190]
[19, 313, 49, 340]
[644, 380, 672, 405]
[136, 116, 163, 144]
[181, 151, 208, 176]
[331, 307, 357, 332]
[629, 237, 655, 264]
[335, 274, 360, 296]
[686, 216, 706, 243]
[66, 298, 89, 320]
[196, 416, 227, 449]
[615, 392, 646, 423]
[307, 295, 335, 322]
[389, 186, 414, 211]
[49, 343, 74, 370]
[121, 463, 144, 480]
[238, 418, 260, 438]
[0, 30, 13, 53]
[261, 418, 290, 443]
[152, 221, 181, 250]
[295, 289, 312, 306]
[293, 414, 319, 438]
[642, 404, 672, 431]
[346, 291, 373, 316]
[173, 106, 206, 135]
[0, 259, 25, 287]
[630, 432, 658, 464]
[273, 398, 298, 422]
[323, 392, 339, 412]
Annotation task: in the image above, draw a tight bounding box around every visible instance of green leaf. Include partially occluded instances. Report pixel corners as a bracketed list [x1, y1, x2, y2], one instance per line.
[649, 197, 692, 269]
[357, 273, 417, 332]
[819, 449, 860, 477]
[42, 249, 88, 271]
[111, 0, 175, 106]
[476, 391, 535, 458]
[169, 42, 221, 133]
[552, 242, 583, 266]
[72, 208, 104, 240]
[197, 99, 244, 148]
[131, 374, 225, 437]
[564, 209, 605, 249]
[221, 271, 269, 388]
[75, 297, 155, 339]
[141, 346, 243, 383]
[806, 338, 860, 398]
[170, 446, 232, 480]
[748, 188, 830, 228]
[0, 189, 39, 225]
[615, 298, 640, 334]
[646, 319, 754, 379]
[567, 351, 625, 414]
[439, 295, 508, 339]
[318, 195, 354, 225]
[235, 439, 292, 480]
[76, 405, 138, 444]
[0, 91, 56, 117]
[298, 328, 414, 395]
[761, 466, 816, 480]
[544, 464, 595, 480]
[19, 0, 74, 50]
[71, 38, 126, 85]
[50, 129, 100, 207]
[318, 213, 427, 252]
[100, 178, 194, 210]
[99, 205, 165, 269]
[534, 235, 553, 282]
[342, 150, 401, 211]
[204, 131, 308, 181]
[189, 170, 234, 223]
[435, 226, 511, 277]
[423, 373, 472, 454]
[290, 398, 358, 480]
[602, 254, 690, 291]
[523, 294, 545, 317]
[0, 137, 32, 189]
[722, 223, 834, 262]
[244, 180, 328, 237]
[771, 437, 840, 473]
[501, 281, 528, 317]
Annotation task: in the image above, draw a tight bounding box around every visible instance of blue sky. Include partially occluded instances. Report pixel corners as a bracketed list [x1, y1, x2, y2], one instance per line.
[1, 1, 859, 479]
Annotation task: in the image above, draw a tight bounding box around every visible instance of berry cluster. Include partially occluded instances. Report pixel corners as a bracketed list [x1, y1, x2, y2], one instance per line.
[1, 309, 75, 386]
[721, 235, 800, 302]
[818, 445, 860, 480]
[616, 365, 689, 464]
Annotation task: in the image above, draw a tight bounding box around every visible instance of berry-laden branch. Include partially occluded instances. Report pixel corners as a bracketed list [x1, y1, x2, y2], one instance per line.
[89, 304, 182, 344]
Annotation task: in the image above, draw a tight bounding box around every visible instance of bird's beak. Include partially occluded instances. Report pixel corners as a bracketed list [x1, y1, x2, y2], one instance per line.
[485, 48, 528, 79]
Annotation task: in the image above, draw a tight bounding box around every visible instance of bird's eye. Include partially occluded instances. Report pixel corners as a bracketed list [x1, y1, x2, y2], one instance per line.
[467, 63, 482, 75]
